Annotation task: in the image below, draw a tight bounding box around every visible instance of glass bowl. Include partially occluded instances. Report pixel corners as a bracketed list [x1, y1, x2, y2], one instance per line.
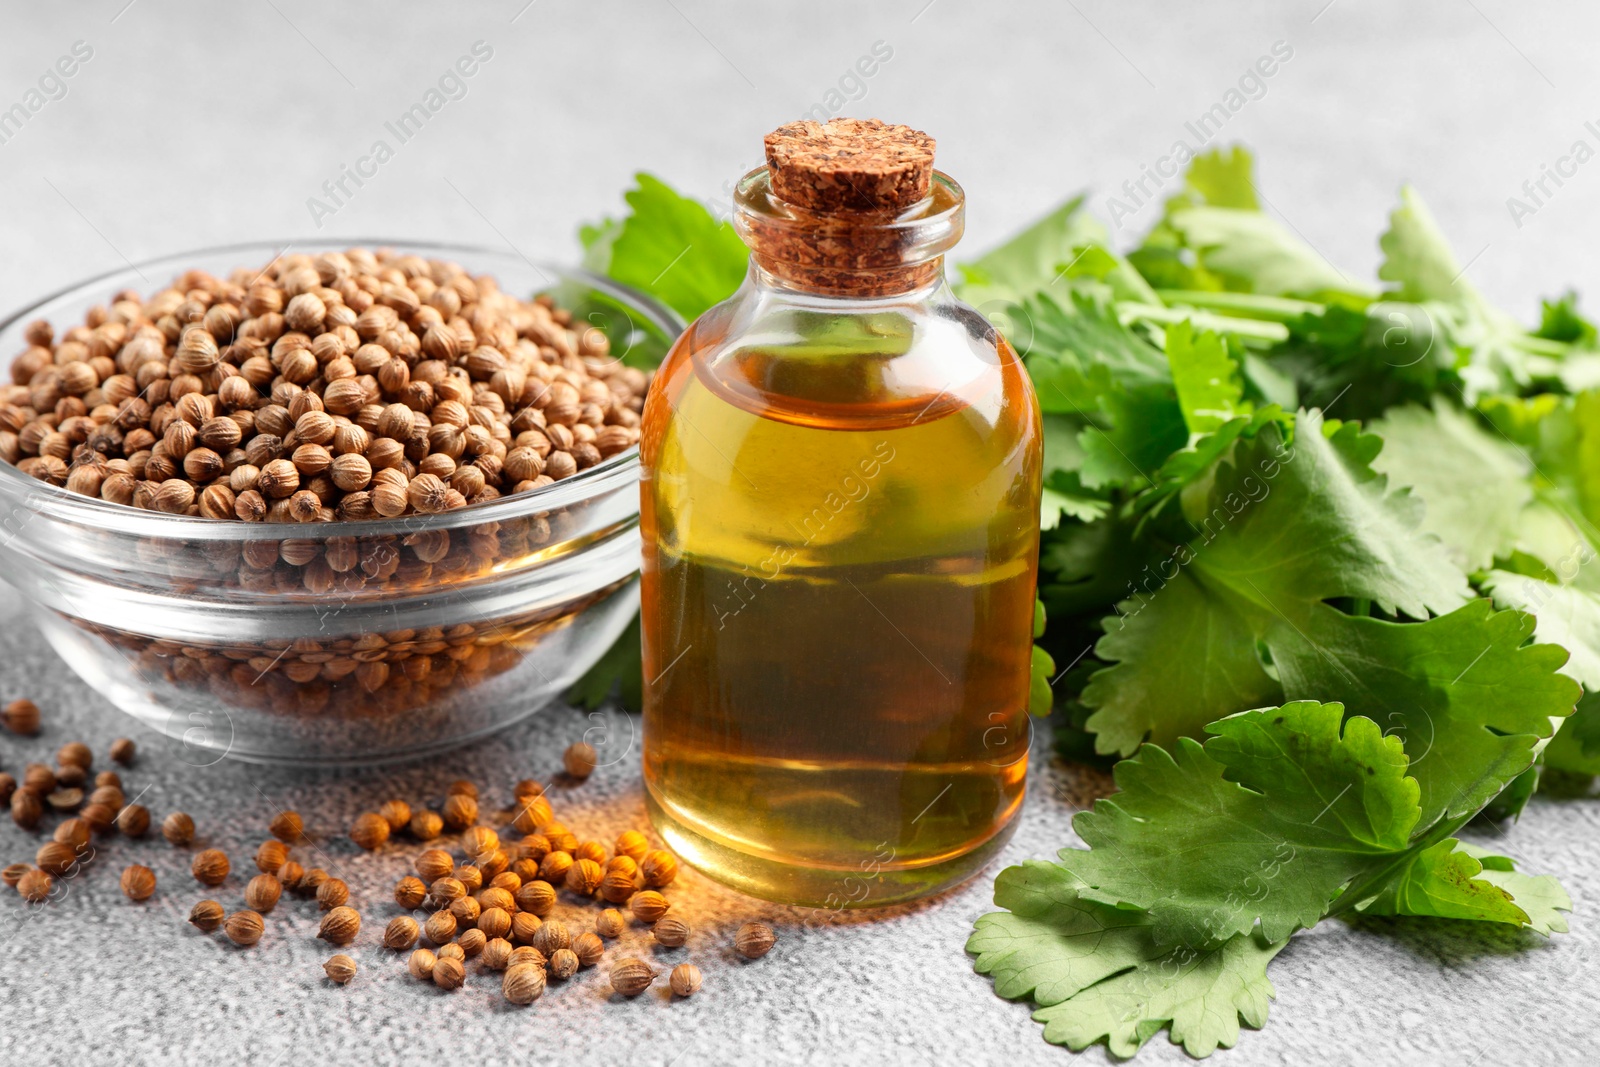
[0, 241, 679, 765]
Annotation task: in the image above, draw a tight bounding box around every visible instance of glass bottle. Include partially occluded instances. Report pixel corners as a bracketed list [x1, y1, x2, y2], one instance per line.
[640, 119, 1041, 907]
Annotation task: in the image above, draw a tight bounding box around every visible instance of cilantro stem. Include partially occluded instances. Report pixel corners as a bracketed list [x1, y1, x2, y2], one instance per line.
[1115, 302, 1290, 343]
[1154, 289, 1325, 323]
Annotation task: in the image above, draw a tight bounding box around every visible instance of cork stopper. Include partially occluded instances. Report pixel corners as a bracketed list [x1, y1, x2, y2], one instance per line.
[764, 118, 936, 215]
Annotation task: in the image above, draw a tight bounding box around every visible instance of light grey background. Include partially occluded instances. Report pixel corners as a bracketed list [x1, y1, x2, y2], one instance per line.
[2, 2, 1598, 1064]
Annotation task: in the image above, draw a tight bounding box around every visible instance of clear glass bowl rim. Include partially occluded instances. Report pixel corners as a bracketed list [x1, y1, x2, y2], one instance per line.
[0, 238, 683, 541]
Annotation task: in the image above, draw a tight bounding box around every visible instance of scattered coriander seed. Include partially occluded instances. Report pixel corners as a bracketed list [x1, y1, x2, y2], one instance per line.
[437, 942, 465, 962]
[511, 795, 553, 834]
[600, 868, 638, 904]
[429, 876, 466, 906]
[377, 799, 411, 832]
[317, 878, 349, 910]
[463, 825, 499, 855]
[88, 784, 124, 810]
[225, 910, 265, 947]
[573, 931, 605, 967]
[510, 912, 543, 945]
[95, 770, 122, 790]
[450, 896, 481, 926]
[323, 954, 357, 984]
[244, 874, 282, 913]
[431, 956, 465, 990]
[490, 871, 522, 893]
[549, 948, 579, 980]
[384, 916, 420, 951]
[416, 848, 454, 882]
[163, 811, 195, 846]
[511, 858, 542, 884]
[120, 864, 156, 901]
[115, 803, 150, 837]
[508, 946, 546, 970]
[544, 825, 578, 854]
[477, 886, 515, 914]
[2, 698, 40, 735]
[514, 879, 556, 916]
[188, 899, 225, 932]
[502, 962, 545, 1004]
[424, 909, 457, 944]
[574, 839, 608, 865]
[446, 779, 478, 800]
[255, 838, 289, 873]
[441, 793, 477, 832]
[350, 812, 390, 850]
[300, 868, 330, 896]
[482, 937, 513, 971]
[453, 863, 484, 894]
[563, 742, 597, 779]
[514, 778, 545, 799]
[55, 765, 87, 789]
[457, 928, 487, 958]
[478, 851, 510, 882]
[530, 918, 570, 956]
[318, 905, 361, 945]
[53, 817, 90, 850]
[80, 802, 115, 833]
[539, 851, 574, 884]
[24, 764, 56, 795]
[630, 890, 670, 923]
[607, 856, 640, 879]
[394, 876, 427, 910]
[18, 868, 52, 902]
[670, 963, 703, 997]
[36, 841, 78, 877]
[277, 861, 307, 893]
[653, 917, 690, 948]
[0, 773, 14, 806]
[109, 737, 136, 765]
[408, 809, 443, 840]
[57, 741, 92, 770]
[192, 848, 231, 886]
[408, 947, 437, 980]
[566, 857, 604, 897]
[46, 788, 84, 812]
[614, 830, 649, 863]
[11, 789, 43, 829]
[611, 958, 657, 996]
[268, 810, 303, 843]
[641, 849, 679, 888]
[477, 906, 512, 940]
[596, 908, 625, 939]
[735, 921, 777, 959]
[2, 862, 29, 888]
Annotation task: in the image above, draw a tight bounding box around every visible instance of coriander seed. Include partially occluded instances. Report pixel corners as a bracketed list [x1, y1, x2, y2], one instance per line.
[641, 849, 679, 888]
[317, 878, 349, 910]
[549, 948, 579, 980]
[244, 874, 282, 913]
[482, 937, 513, 971]
[2, 698, 40, 735]
[653, 916, 690, 948]
[323, 954, 357, 984]
[601, 868, 637, 904]
[736, 921, 777, 959]
[453, 863, 484, 894]
[437, 942, 465, 963]
[189, 899, 225, 932]
[477, 907, 512, 940]
[301, 868, 330, 895]
[441, 793, 477, 832]
[416, 850, 453, 882]
[377, 799, 411, 831]
[611, 958, 657, 997]
[1, 862, 29, 888]
[511, 795, 552, 833]
[450, 896, 481, 926]
[277, 861, 307, 893]
[81, 802, 115, 834]
[428, 876, 466, 906]
[514, 879, 556, 916]
[424, 909, 457, 944]
[268, 810, 303, 843]
[511, 912, 542, 945]
[408, 948, 437, 980]
[11, 789, 43, 829]
[630, 890, 669, 923]
[225, 910, 265, 947]
[596, 908, 625, 939]
[529, 918, 569, 956]
[508, 946, 546, 970]
[394, 876, 427, 910]
[116, 803, 151, 837]
[18, 868, 52, 902]
[95, 770, 122, 790]
[57, 741, 93, 770]
[463, 825, 499, 855]
[36, 841, 78, 877]
[502, 962, 545, 1005]
[408, 809, 443, 840]
[191, 850, 231, 889]
[255, 838, 289, 873]
[163, 811, 195, 846]
[574, 839, 608, 865]
[46, 788, 84, 812]
[384, 916, 420, 951]
[24, 764, 56, 795]
[477, 886, 515, 913]
[109, 737, 136, 765]
[566, 857, 603, 896]
[0, 773, 14, 806]
[670, 963, 703, 997]
[121, 864, 156, 901]
[457, 928, 487, 958]
[350, 812, 390, 850]
[431, 956, 465, 990]
[318, 905, 361, 945]
[563, 742, 597, 779]
[573, 931, 604, 967]
[53, 817, 90, 850]
[538, 850, 573, 884]
[614, 830, 648, 863]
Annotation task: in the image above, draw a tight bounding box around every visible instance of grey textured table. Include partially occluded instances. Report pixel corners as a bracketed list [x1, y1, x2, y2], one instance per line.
[3, 3, 1600, 1064]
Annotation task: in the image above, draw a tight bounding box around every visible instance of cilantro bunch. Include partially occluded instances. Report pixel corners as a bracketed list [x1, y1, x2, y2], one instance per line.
[575, 149, 1598, 1058]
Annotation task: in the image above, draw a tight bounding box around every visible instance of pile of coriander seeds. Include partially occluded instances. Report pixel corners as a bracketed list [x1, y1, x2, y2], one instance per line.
[0, 247, 647, 522]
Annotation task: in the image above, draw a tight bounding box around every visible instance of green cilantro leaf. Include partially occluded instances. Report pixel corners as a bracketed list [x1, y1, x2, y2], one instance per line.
[580, 173, 748, 321]
[955, 195, 1106, 310]
[1166, 321, 1244, 436]
[1377, 186, 1475, 305]
[1171, 207, 1360, 299]
[1062, 702, 1418, 945]
[1368, 402, 1531, 570]
[1356, 839, 1569, 933]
